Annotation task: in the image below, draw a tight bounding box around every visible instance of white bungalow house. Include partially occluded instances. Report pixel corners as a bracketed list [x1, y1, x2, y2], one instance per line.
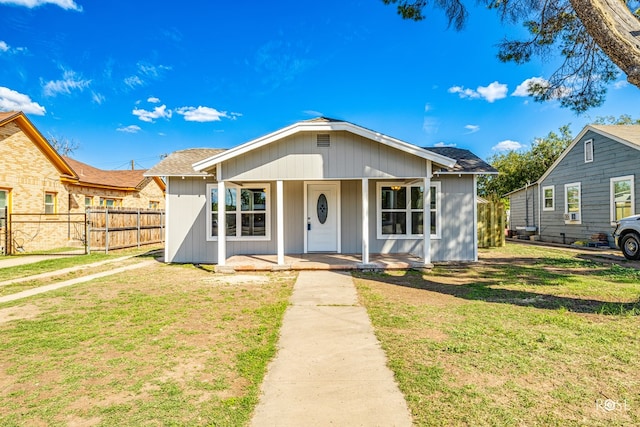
[145, 117, 497, 267]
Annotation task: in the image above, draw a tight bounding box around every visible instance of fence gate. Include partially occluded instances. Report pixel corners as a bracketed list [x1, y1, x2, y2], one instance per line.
[5, 212, 87, 255]
[477, 199, 506, 248]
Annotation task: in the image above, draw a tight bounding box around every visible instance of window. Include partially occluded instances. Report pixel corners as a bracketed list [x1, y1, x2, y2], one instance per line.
[207, 183, 270, 241]
[610, 175, 634, 222]
[564, 182, 581, 223]
[377, 182, 440, 239]
[85, 196, 93, 207]
[149, 201, 160, 209]
[44, 192, 57, 214]
[584, 139, 593, 163]
[100, 198, 121, 207]
[542, 185, 555, 211]
[0, 189, 7, 227]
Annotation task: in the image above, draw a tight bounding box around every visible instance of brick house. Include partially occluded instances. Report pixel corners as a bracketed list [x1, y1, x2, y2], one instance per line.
[0, 111, 165, 253]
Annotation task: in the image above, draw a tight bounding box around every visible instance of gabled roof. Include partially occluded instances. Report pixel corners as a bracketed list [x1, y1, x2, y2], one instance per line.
[0, 110, 77, 179]
[538, 124, 640, 183]
[145, 148, 226, 177]
[64, 157, 166, 191]
[423, 147, 498, 174]
[192, 117, 457, 171]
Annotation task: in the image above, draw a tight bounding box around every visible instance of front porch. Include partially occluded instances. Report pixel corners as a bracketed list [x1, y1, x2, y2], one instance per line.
[216, 253, 430, 272]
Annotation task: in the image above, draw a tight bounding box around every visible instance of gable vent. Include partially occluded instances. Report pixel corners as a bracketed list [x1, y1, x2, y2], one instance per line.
[317, 134, 330, 148]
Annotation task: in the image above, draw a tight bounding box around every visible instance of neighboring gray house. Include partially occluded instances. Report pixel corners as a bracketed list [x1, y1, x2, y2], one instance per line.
[509, 124, 640, 246]
[146, 117, 496, 266]
[505, 183, 539, 234]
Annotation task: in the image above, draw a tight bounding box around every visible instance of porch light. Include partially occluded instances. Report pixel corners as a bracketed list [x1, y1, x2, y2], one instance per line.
[391, 185, 402, 191]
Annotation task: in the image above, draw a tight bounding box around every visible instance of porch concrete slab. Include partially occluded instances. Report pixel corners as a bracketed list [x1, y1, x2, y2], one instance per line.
[225, 253, 423, 272]
[250, 270, 412, 427]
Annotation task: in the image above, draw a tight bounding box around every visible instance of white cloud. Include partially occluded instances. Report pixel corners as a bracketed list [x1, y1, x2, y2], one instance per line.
[448, 85, 480, 99]
[0, 86, 46, 115]
[303, 109, 323, 117]
[117, 125, 141, 133]
[0, 0, 82, 11]
[613, 80, 628, 90]
[465, 124, 479, 134]
[424, 103, 432, 113]
[434, 141, 457, 147]
[0, 40, 27, 55]
[492, 140, 523, 151]
[91, 92, 105, 105]
[132, 104, 172, 123]
[512, 77, 549, 97]
[449, 81, 508, 103]
[147, 96, 161, 103]
[43, 69, 90, 97]
[124, 75, 144, 88]
[477, 81, 508, 102]
[422, 117, 438, 134]
[176, 106, 241, 122]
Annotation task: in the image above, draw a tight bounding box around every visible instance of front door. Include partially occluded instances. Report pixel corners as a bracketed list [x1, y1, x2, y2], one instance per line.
[307, 183, 339, 252]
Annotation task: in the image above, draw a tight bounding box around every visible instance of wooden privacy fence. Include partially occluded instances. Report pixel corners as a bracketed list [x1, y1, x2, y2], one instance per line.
[87, 208, 164, 253]
[478, 200, 505, 248]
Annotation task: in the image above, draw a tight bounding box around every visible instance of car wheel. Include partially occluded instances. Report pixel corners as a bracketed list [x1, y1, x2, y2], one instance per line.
[620, 233, 640, 260]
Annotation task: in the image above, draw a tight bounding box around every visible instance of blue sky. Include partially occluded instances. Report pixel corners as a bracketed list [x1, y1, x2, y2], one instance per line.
[0, 0, 638, 170]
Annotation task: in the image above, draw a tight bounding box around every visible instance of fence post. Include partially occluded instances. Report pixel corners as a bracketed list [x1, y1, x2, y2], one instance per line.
[7, 209, 11, 255]
[105, 208, 109, 254]
[2, 206, 7, 256]
[137, 209, 141, 248]
[85, 210, 90, 255]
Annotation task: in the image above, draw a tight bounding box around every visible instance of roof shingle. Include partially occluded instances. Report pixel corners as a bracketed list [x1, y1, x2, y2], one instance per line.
[145, 148, 226, 176]
[423, 147, 497, 173]
[63, 157, 152, 189]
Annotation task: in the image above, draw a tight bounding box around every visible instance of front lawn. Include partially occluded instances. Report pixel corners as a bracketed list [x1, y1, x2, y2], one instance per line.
[0, 263, 296, 426]
[355, 243, 640, 426]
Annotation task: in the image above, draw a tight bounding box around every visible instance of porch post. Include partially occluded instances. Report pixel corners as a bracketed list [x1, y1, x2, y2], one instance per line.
[362, 178, 369, 264]
[276, 180, 285, 265]
[217, 165, 226, 266]
[423, 162, 432, 266]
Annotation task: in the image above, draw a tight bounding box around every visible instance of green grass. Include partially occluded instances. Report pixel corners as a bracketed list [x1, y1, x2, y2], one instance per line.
[0, 262, 296, 426]
[354, 243, 640, 426]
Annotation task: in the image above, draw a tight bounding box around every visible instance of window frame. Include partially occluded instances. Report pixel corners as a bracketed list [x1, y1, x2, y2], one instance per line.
[149, 200, 160, 209]
[542, 185, 555, 211]
[84, 196, 93, 208]
[44, 192, 57, 214]
[0, 189, 9, 227]
[100, 198, 122, 207]
[584, 139, 593, 163]
[206, 182, 271, 242]
[564, 182, 581, 224]
[610, 175, 635, 223]
[376, 181, 441, 240]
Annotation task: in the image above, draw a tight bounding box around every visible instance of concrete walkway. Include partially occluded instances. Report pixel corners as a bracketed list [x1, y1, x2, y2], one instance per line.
[250, 270, 413, 427]
[0, 260, 155, 304]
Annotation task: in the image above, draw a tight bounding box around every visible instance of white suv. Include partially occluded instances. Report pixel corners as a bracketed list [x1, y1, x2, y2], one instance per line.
[613, 215, 640, 260]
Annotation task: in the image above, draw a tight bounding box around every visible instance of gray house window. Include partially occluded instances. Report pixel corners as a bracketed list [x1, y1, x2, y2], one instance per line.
[542, 185, 554, 211]
[610, 175, 634, 222]
[377, 182, 440, 239]
[207, 183, 270, 241]
[584, 139, 593, 163]
[564, 182, 581, 223]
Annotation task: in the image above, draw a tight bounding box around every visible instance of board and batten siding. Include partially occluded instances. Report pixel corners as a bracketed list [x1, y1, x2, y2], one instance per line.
[165, 176, 217, 263]
[221, 131, 428, 181]
[539, 130, 640, 245]
[366, 175, 476, 262]
[508, 184, 539, 230]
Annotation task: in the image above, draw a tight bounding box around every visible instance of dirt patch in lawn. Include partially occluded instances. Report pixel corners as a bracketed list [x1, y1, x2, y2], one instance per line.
[0, 303, 41, 324]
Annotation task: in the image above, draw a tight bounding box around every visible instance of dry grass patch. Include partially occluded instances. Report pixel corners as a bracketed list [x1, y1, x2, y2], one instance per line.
[0, 262, 296, 426]
[355, 243, 640, 427]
